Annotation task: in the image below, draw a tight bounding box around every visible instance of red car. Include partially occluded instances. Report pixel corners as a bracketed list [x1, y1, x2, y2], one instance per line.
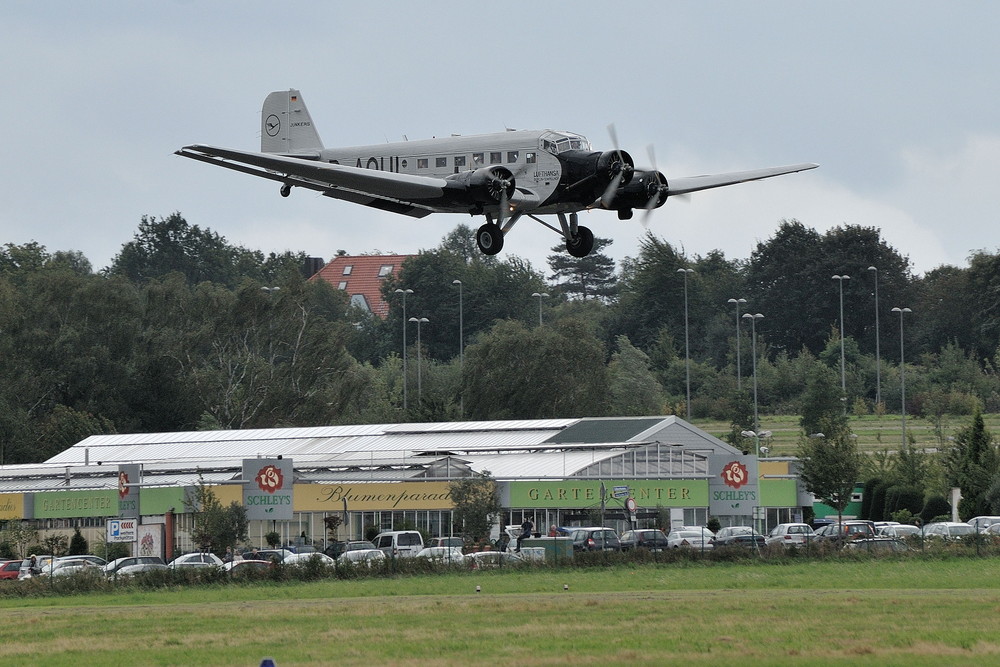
[0, 560, 21, 580]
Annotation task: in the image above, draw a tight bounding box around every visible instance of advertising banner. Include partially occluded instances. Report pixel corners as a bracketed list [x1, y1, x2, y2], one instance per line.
[0, 494, 23, 520]
[136, 523, 163, 559]
[243, 458, 294, 520]
[709, 455, 759, 517]
[35, 489, 116, 518]
[507, 480, 708, 509]
[117, 464, 141, 518]
[295, 482, 453, 512]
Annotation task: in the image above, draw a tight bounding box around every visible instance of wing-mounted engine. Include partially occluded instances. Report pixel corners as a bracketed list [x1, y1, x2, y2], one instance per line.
[556, 150, 635, 205]
[607, 169, 669, 217]
[444, 166, 515, 211]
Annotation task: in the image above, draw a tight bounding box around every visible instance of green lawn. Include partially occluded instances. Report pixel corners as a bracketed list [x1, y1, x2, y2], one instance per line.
[2, 558, 999, 665]
[693, 412, 998, 457]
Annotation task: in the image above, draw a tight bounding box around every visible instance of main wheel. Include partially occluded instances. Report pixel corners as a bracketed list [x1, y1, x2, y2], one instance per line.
[566, 225, 595, 257]
[476, 223, 504, 255]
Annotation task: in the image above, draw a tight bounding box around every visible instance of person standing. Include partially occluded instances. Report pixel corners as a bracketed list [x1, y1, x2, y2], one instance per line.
[517, 518, 533, 552]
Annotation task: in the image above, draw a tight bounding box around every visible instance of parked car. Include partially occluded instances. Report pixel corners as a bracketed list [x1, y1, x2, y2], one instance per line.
[877, 524, 921, 538]
[49, 559, 103, 577]
[712, 526, 766, 549]
[18, 555, 54, 580]
[665, 527, 714, 550]
[815, 521, 876, 544]
[463, 551, 524, 569]
[0, 560, 21, 580]
[324, 540, 377, 559]
[923, 522, 976, 540]
[116, 562, 168, 577]
[103, 556, 166, 576]
[569, 527, 622, 552]
[168, 552, 224, 570]
[373, 530, 424, 558]
[428, 537, 465, 550]
[967, 516, 1000, 532]
[223, 559, 273, 575]
[339, 549, 387, 567]
[765, 523, 816, 548]
[283, 552, 336, 567]
[250, 548, 294, 563]
[415, 547, 465, 562]
[843, 537, 909, 553]
[619, 529, 670, 552]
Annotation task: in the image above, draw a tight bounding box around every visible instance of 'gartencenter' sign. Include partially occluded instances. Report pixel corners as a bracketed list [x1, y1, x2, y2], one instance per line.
[507, 480, 708, 508]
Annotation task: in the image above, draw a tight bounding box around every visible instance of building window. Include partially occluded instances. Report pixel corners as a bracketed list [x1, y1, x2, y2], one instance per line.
[472, 153, 484, 165]
[436, 157, 447, 168]
[490, 152, 502, 164]
[338, 281, 347, 290]
[507, 151, 519, 163]
[342, 265, 353, 276]
[378, 265, 393, 277]
[417, 158, 428, 169]
[525, 152, 536, 164]
[454, 156, 466, 168]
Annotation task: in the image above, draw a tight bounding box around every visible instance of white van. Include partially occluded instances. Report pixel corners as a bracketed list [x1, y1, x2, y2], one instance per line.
[373, 530, 424, 558]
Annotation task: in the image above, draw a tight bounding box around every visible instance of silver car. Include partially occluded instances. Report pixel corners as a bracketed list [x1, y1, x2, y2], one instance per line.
[765, 523, 816, 548]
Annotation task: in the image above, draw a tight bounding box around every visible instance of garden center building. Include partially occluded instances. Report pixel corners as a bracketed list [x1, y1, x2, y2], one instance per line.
[0, 416, 809, 556]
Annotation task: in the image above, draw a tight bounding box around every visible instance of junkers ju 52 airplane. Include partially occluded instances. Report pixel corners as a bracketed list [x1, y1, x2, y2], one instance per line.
[177, 89, 817, 258]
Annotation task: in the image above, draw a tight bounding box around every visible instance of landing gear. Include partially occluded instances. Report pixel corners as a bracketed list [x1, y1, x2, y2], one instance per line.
[280, 184, 292, 198]
[476, 222, 504, 255]
[566, 225, 594, 258]
[617, 208, 633, 220]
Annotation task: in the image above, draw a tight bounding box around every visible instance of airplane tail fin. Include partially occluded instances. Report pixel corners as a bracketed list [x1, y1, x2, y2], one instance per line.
[261, 89, 324, 154]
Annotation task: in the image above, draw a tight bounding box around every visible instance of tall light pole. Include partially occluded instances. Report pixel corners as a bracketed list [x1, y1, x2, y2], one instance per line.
[678, 268, 695, 419]
[832, 275, 850, 406]
[868, 266, 881, 407]
[892, 307, 912, 448]
[742, 312, 764, 433]
[728, 297, 747, 390]
[453, 279, 464, 416]
[531, 292, 549, 326]
[395, 288, 413, 411]
[408, 317, 429, 403]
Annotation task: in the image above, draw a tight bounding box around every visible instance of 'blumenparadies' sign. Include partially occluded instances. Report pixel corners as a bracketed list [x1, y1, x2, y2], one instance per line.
[297, 482, 453, 511]
[243, 458, 294, 520]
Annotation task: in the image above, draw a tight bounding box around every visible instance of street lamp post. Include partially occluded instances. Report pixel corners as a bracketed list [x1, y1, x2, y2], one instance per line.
[832, 275, 851, 404]
[678, 268, 695, 419]
[868, 266, 881, 407]
[740, 429, 772, 459]
[531, 292, 549, 326]
[742, 312, 764, 433]
[408, 317, 429, 404]
[453, 279, 464, 416]
[892, 307, 912, 448]
[394, 288, 413, 411]
[728, 298, 747, 390]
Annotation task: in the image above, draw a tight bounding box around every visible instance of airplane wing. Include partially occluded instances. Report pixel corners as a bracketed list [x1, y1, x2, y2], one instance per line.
[667, 163, 818, 197]
[176, 144, 448, 217]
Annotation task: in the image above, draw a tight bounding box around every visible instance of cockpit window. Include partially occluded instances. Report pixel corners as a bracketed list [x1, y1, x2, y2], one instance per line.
[541, 132, 591, 155]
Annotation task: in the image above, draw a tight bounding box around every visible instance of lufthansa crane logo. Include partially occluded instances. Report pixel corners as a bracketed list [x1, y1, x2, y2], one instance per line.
[265, 114, 281, 137]
[721, 461, 749, 490]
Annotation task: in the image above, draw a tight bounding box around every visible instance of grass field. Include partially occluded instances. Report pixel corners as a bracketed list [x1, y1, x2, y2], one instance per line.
[3, 557, 1000, 665]
[692, 412, 1000, 457]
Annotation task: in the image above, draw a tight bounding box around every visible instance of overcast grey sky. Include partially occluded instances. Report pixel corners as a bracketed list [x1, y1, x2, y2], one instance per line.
[3, 2, 997, 277]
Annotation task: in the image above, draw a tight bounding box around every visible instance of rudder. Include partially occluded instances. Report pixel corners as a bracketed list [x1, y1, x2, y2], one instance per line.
[261, 89, 323, 154]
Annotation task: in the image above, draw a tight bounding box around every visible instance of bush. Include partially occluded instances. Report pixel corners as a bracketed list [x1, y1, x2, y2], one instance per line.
[922, 496, 952, 523]
[885, 486, 924, 517]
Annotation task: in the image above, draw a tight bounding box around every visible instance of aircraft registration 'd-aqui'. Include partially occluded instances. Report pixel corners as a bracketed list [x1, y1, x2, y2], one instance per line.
[176, 89, 817, 258]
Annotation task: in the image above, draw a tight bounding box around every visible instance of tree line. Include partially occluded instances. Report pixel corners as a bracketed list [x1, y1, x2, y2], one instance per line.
[2, 213, 1000, 467]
